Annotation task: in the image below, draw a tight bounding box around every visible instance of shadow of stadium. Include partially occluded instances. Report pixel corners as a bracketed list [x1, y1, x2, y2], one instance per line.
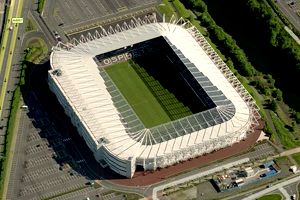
[20, 61, 125, 181]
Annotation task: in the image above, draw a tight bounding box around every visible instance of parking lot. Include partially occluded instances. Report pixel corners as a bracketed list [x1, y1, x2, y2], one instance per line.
[276, 0, 300, 31]
[285, 0, 300, 14]
[67, 9, 159, 40]
[246, 142, 276, 160]
[42, 0, 159, 34]
[6, 108, 93, 200]
[5, 65, 123, 200]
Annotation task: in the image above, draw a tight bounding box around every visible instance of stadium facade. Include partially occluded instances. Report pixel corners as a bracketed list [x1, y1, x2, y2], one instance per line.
[49, 15, 260, 178]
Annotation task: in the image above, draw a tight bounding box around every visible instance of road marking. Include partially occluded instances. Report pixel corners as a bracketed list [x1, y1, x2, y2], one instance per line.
[64, 7, 156, 35]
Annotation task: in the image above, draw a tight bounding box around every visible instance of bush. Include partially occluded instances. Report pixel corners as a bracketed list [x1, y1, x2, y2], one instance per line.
[37, 0, 46, 13]
[269, 99, 278, 111]
[263, 122, 273, 137]
[173, 0, 192, 19]
[182, 0, 207, 12]
[272, 89, 282, 101]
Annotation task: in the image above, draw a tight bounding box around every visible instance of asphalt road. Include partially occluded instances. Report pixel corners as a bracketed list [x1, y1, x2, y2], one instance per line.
[276, 0, 300, 31]
[28, 4, 57, 46]
[0, 0, 25, 156]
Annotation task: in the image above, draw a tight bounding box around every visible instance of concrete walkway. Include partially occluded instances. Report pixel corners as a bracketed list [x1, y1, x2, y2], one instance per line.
[279, 146, 300, 157]
[285, 26, 300, 45]
[278, 187, 290, 200]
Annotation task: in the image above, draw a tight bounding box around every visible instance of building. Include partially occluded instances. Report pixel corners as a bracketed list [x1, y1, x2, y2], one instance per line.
[290, 165, 299, 174]
[48, 15, 260, 178]
[244, 167, 254, 177]
[212, 160, 281, 192]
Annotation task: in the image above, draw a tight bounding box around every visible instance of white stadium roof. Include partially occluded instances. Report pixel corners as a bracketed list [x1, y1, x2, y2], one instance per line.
[49, 16, 259, 177]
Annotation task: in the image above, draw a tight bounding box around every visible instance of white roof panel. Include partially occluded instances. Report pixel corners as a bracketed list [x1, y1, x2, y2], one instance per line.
[49, 22, 256, 161]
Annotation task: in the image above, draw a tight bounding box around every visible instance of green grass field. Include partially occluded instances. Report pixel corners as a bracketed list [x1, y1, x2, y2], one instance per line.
[105, 61, 192, 128]
[270, 111, 299, 149]
[292, 152, 300, 165]
[257, 194, 282, 200]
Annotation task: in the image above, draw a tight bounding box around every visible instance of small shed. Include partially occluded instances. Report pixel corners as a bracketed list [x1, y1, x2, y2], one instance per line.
[244, 167, 254, 177]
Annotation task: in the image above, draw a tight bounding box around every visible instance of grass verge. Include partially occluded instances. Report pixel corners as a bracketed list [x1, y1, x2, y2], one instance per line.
[37, 0, 46, 13]
[25, 15, 37, 32]
[158, 0, 176, 20]
[114, 191, 142, 200]
[172, 0, 192, 19]
[257, 193, 282, 200]
[270, 111, 298, 149]
[291, 152, 300, 166]
[25, 38, 48, 64]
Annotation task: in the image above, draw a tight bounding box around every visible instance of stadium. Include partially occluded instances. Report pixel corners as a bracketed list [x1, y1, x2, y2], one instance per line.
[48, 15, 260, 178]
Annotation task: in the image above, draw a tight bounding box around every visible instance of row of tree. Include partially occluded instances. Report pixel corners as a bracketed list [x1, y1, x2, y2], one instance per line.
[182, 0, 256, 77]
[245, 0, 300, 72]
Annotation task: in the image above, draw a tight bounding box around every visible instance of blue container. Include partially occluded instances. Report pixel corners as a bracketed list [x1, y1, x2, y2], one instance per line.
[262, 160, 274, 168]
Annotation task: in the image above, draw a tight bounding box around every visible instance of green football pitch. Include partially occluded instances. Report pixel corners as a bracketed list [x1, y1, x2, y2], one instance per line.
[105, 61, 192, 128]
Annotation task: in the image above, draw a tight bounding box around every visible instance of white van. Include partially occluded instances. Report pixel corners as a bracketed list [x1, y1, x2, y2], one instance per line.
[20, 105, 28, 109]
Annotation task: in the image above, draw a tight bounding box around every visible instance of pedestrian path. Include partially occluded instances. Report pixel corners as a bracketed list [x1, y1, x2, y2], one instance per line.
[285, 26, 300, 45]
[279, 187, 290, 200]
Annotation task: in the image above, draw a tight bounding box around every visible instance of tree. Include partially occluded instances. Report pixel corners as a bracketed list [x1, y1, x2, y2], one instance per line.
[269, 99, 277, 111]
[272, 89, 282, 101]
[266, 74, 275, 86]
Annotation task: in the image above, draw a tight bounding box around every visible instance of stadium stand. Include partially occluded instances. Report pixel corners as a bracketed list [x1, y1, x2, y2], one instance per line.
[49, 15, 260, 178]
